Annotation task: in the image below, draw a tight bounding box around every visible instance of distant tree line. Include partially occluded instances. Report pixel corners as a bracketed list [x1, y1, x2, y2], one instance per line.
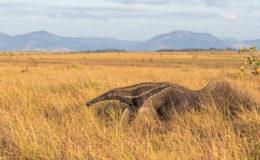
[71, 49, 128, 53]
[156, 48, 237, 52]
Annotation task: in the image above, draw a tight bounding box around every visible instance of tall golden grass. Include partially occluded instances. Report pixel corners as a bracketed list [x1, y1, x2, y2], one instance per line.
[0, 52, 259, 159]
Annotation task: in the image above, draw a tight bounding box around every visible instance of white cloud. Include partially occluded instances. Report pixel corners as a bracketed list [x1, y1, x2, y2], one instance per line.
[220, 11, 239, 20]
[110, 0, 172, 5]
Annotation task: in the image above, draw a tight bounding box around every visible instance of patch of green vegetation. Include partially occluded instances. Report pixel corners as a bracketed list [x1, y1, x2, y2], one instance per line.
[240, 45, 260, 76]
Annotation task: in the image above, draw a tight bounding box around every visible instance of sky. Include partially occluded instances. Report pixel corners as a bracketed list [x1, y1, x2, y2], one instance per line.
[0, 0, 260, 41]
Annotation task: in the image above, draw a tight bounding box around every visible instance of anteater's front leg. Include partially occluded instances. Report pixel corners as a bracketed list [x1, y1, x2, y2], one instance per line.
[137, 106, 160, 125]
[120, 108, 137, 125]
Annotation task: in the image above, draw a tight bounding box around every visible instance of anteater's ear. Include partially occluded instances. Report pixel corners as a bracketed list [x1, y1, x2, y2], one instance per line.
[131, 85, 169, 106]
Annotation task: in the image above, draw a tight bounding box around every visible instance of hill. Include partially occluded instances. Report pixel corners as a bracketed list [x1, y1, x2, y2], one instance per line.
[1, 30, 260, 51]
[0, 31, 139, 51]
[135, 31, 228, 51]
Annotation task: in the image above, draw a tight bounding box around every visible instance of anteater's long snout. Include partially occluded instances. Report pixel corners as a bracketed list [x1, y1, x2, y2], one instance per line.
[86, 100, 94, 107]
[85, 91, 111, 107]
[86, 96, 105, 106]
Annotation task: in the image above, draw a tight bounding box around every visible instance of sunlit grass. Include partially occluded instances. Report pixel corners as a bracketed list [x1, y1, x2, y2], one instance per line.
[0, 52, 259, 159]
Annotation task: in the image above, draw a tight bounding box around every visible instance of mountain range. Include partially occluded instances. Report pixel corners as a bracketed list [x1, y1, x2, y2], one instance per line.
[0, 30, 259, 51]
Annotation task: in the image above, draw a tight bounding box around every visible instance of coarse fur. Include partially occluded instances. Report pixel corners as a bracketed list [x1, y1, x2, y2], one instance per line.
[86, 80, 256, 124]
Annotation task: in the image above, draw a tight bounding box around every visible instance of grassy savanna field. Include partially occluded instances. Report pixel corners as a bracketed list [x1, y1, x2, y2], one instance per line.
[0, 51, 259, 159]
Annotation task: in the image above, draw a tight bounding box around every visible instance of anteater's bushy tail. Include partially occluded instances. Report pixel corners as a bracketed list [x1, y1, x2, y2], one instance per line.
[198, 80, 257, 115]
